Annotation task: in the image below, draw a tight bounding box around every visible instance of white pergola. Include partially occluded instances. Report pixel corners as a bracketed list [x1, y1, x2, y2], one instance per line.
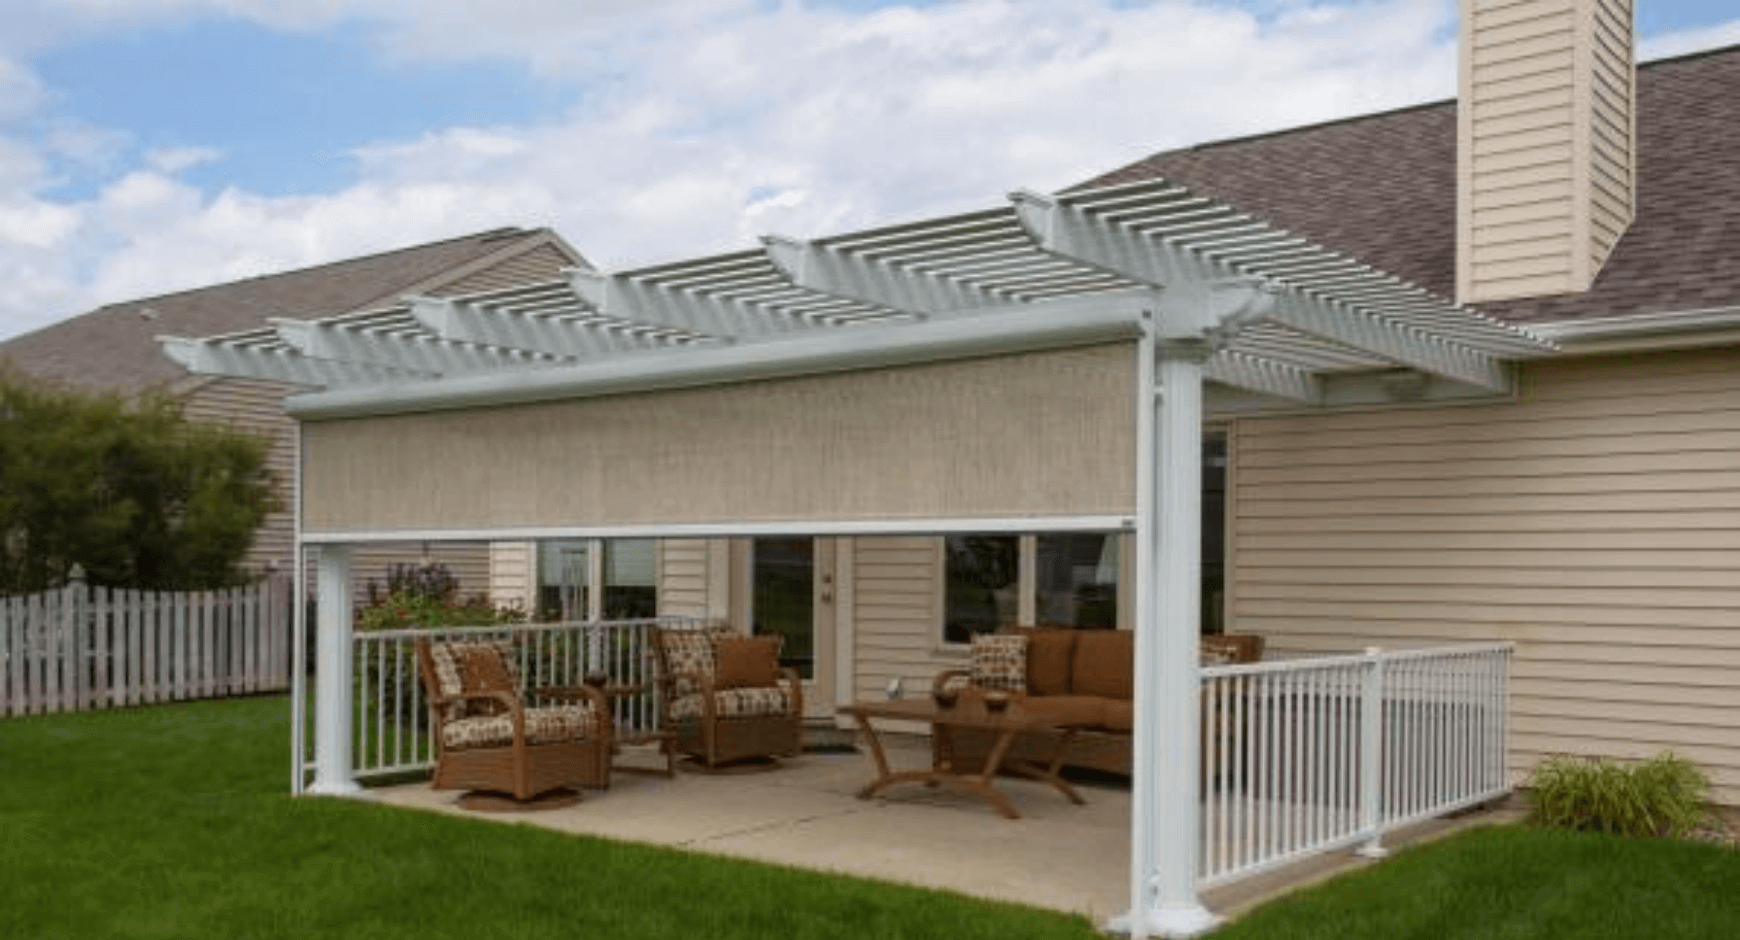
[164, 176, 1549, 938]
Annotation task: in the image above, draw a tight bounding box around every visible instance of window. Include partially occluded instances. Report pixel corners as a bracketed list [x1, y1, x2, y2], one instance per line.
[537, 538, 657, 620]
[942, 535, 1019, 644]
[538, 539, 590, 621]
[943, 532, 1122, 644]
[603, 539, 657, 619]
[1035, 533, 1118, 629]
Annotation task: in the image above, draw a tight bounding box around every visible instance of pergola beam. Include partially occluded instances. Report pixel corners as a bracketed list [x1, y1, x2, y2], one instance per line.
[407, 295, 671, 360]
[160, 336, 429, 387]
[1010, 190, 1513, 392]
[762, 235, 1007, 317]
[272, 318, 561, 376]
[569, 269, 807, 340]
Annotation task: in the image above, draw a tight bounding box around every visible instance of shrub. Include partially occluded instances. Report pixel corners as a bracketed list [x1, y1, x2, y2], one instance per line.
[1526, 750, 1718, 838]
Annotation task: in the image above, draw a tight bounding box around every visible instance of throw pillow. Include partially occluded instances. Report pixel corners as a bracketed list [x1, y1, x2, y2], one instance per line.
[714, 635, 783, 690]
[969, 633, 1028, 693]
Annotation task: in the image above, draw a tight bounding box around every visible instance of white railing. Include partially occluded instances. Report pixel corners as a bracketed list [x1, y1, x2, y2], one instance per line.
[2, 577, 290, 717]
[347, 617, 698, 780]
[1198, 643, 1512, 887]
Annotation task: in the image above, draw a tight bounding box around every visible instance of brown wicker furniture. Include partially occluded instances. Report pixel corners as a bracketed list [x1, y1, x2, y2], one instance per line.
[415, 638, 611, 807]
[650, 623, 804, 770]
[935, 628, 1265, 777]
[839, 697, 1086, 820]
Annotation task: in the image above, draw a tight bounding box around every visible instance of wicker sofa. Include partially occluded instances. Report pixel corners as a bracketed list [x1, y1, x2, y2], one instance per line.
[933, 627, 1264, 777]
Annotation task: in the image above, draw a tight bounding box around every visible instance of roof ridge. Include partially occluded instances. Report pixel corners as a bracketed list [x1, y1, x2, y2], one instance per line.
[96, 226, 542, 311]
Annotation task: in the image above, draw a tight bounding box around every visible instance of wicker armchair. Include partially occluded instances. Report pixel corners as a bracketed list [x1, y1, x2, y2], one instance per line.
[415, 637, 611, 803]
[651, 623, 804, 770]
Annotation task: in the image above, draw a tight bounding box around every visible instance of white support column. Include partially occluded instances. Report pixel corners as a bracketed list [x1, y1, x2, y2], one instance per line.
[308, 544, 361, 796]
[1118, 316, 1217, 938]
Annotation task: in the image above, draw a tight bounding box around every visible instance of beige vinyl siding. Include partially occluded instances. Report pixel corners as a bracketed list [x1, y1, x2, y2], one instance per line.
[1458, 0, 1635, 303]
[180, 377, 303, 575]
[435, 243, 574, 297]
[657, 539, 720, 618]
[849, 537, 957, 729]
[488, 541, 536, 612]
[1227, 346, 1740, 803]
[302, 344, 1137, 534]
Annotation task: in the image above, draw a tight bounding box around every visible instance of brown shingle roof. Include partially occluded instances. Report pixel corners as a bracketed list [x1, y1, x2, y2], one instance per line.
[1077, 44, 1740, 325]
[0, 227, 576, 394]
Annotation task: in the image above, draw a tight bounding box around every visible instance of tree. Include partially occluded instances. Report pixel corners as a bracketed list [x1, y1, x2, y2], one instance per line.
[0, 368, 277, 593]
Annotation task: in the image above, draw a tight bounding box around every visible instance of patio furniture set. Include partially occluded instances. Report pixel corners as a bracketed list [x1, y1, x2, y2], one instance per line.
[415, 623, 1264, 818]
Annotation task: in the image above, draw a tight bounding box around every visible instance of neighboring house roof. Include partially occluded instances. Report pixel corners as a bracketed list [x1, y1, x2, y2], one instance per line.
[0, 227, 584, 394]
[1078, 43, 1740, 326]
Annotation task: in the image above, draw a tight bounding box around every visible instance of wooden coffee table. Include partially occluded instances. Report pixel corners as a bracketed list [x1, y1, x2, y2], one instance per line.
[838, 697, 1086, 819]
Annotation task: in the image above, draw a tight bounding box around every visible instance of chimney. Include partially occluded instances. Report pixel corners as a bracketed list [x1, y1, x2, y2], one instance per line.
[1457, 0, 1636, 305]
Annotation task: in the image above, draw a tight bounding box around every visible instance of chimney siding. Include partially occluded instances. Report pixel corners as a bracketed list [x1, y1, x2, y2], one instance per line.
[1457, 0, 1635, 304]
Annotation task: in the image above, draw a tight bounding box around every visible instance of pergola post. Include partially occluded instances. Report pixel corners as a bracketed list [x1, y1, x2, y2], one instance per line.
[308, 544, 361, 796]
[1122, 318, 1217, 938]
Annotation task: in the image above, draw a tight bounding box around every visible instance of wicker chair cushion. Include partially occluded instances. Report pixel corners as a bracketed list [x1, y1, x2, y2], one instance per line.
[667, 680, 796, 722]
[1071, 629, 1133, 700]
[441, 703, 601, 750]
[1007, 626, 1078, 695]
[969, 633, 1028, 693]
[657, 624, 734, 697]
[428, 639, 522, 720]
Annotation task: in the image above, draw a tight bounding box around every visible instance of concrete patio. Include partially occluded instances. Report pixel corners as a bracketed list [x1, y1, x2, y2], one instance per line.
[361, 737, 1515, 924]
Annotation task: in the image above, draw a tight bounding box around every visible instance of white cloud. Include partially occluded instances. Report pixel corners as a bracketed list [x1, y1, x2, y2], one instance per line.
[2, 0, 1736, 343]
[144, 145, 223, 174]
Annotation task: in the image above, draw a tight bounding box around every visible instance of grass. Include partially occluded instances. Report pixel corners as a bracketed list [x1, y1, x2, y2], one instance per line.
[3, 698, 1735, 940]
[0, 696, 1096, 940]
[1217, 824, 1739, 940]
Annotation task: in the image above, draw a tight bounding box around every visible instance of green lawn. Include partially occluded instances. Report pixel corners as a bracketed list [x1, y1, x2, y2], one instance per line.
[0, 696, 1096, 940]
[2, 697, 1734, 940]
[1217, 824, 1739, 940]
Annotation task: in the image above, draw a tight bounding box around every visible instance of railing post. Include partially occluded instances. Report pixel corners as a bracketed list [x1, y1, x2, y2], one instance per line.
[309, 544, 361, 796]
[1356, 646, 1388, 859]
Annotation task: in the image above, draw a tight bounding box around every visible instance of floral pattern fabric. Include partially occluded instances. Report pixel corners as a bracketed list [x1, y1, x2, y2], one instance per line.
[441, 703, 601, 750]
[428, 639, 523, 721]
[654, 623, 734, 698]
[969, 633, 1028, 693]
[667, 679, 797, 722]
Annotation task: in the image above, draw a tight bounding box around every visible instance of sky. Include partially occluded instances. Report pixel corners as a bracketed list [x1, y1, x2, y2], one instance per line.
[1, 0, 1737, 341]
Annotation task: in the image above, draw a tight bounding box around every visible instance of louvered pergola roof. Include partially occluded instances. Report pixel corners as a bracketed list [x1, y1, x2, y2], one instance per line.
[162, 177, 1552, 406]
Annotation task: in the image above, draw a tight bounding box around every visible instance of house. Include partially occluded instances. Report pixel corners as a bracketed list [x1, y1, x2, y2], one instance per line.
[0, 227, 586, 596]
[163, 1, 1736, 934]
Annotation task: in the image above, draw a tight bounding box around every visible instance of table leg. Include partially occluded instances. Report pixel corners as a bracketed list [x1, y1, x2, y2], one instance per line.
[1000, 727, 1087, 805]
[970, 729, 1024, 820]
[852, 713, 896, 799]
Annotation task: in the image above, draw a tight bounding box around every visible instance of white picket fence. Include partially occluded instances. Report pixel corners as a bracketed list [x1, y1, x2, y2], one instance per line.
[1198, 643, 1513, 887]
[1, 577, 291, 717]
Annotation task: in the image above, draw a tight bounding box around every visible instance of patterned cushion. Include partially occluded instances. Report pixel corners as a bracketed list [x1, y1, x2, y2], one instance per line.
[441, 703, 601, 750]
[428, 639, 523, 720]
[667, 678, 797, 722]
[969, 633, 1028, 693]
[656, 624, 734, 697]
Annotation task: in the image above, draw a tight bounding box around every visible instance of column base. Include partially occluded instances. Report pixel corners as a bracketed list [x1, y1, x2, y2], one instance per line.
[306, 777, 364, 797]
[1107, 903, 1220, 939]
